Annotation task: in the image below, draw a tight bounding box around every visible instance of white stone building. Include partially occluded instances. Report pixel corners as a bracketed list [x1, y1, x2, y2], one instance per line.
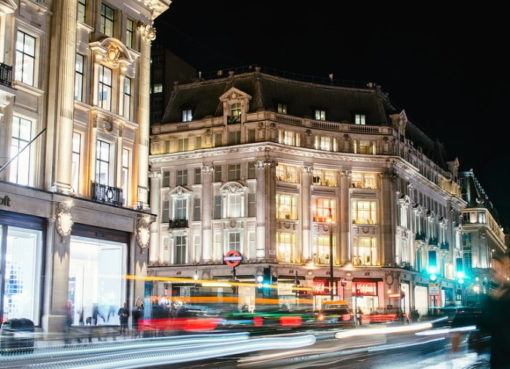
[0, 0, 170, 332]
[149, 68, 466, 316]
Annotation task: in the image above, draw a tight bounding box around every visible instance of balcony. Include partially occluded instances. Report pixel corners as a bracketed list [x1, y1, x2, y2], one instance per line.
[91, 182, 123, 206]
[169, 219, 188, 228]
[227, 115, 241, 124]
[0, 63, 13, 88]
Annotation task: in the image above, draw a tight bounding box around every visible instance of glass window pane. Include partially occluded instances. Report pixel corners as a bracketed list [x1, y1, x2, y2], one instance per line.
[24, 34, 35, 55]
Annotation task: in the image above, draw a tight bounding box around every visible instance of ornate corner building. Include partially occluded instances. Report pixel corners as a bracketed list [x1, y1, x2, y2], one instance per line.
[148, 68, 470, 316]
[0, 0, 170, 332]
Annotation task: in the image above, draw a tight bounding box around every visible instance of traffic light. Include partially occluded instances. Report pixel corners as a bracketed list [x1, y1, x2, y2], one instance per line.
[262, 267, 272, 287]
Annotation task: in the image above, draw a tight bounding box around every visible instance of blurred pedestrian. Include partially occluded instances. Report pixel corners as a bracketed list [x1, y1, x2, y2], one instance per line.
[478, 251, 510, 368]
[118, 302, 130, 335]
[132, 297, 144, 337]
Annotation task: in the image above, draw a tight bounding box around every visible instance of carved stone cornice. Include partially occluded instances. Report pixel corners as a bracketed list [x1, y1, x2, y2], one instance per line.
[139, 23, 156, 41]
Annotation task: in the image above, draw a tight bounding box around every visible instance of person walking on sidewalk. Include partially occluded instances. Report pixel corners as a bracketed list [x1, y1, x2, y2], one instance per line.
[118, 302, 130, 336]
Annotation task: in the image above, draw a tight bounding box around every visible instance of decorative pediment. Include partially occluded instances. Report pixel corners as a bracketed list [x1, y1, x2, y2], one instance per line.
[0, 0, 17, 13]
[219, 181, 246, 194]
[168, 186, 192, 197]
[90, 38, 135, 69]
[219, 87, 252, 103]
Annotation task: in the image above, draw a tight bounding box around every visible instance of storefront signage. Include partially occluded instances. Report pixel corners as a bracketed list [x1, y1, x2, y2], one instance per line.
[429, 283, 440, 296]
[224, 250, 242, 267]
[353, 282, 377, 296]
[0, 195, 11, 207]
[313, 280, 327, 295]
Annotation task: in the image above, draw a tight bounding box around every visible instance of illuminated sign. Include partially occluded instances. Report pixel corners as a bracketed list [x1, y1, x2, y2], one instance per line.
[0, 195, 11, 207]
[353, 282, 377, 296]
[223, 250, 243, 267]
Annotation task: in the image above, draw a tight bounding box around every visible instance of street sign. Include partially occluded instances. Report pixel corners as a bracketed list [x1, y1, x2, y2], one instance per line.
[429, 283, 440, 296]
[224, 250, 243, 267]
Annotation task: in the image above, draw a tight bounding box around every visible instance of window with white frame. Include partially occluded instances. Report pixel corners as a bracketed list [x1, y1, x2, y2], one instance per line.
[123, 77, 132, 120]
[121, 149, 129, 205]
[314, 235, 336, 264]
[278, 130, 300, 146]
[314, 109, 326, 121]
[276, 194, 298, 220]
[162, 200, 169, 223]
[74, 54, 84, 102]
[71, 132, 81, 193]
[173, 198, 187, 220]
[214, 165, 222, 182]
[226, 193, 243, 218]
[351, 172, 377, 189]
[228, 232, 241, 252]
[228, 164, 241, 181]
[182, 109, 192, 122]
[77, 0, 86, 23]
[355, 114, 366, 125]
[174, 235, 186, 264]
[352, 200, 377, 224]
[352, 237, 377, 266]
[176, 169, 187, 186]
[314, 136, 336, 151]
[98, 65, 112, 111]
[126, 19, 134, 49]
[194, 168, 201, 184]
[193, 198, 201, 221]
[15, 31, 36, 86]
[312, 169, 336, 186]
[100, 3, 115, 37]
[313, 198, 336, 223]
[276, 164, 299, 183]
[9, 116, 33, 185]
[248, 162, 256, 179]
[95, 140, 110, 185]
[277, 103, 287, 114]
[277, 232, 295, 263]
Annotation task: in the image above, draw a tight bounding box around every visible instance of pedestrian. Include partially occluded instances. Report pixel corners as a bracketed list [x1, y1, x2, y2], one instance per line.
[356, 308, 363, 326]
[118, 302, 130, 335]
[478, 251, 510, 369]
[132, 297, 144, 337]
[410, 308, 420, 322]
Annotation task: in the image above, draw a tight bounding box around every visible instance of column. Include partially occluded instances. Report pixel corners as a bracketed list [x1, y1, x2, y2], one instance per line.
[339, 170, 351, 264]
[50, 0, 78, 193]
[136, 24, 156, 207]
[149, 172, 161, 264]
[201, 164, 213, 261]
[255, 160, 266, 259]
[301, 165, 313, 261]
[266, 161, 277, 260]
[380, 170, 396, 266]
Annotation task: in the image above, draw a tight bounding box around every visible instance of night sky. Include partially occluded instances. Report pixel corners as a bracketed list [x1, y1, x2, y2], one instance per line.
[154, 1, 510, 229]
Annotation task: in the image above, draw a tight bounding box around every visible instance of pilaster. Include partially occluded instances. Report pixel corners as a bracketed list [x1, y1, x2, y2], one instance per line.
[201, 164, 213, 261]
[339, 170, 351, 264]
[301, 164, 313, 261]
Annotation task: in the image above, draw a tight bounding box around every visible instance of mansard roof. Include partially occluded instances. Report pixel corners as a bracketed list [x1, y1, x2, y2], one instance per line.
[459, 169, 501, 223]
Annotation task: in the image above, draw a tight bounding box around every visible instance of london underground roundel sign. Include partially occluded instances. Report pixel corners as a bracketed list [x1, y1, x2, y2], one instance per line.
[224, 250, 243, 267]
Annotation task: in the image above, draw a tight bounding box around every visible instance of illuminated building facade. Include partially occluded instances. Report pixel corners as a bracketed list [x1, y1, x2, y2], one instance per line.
[149, 68, 466, 316]
[0, 0, 170, 332]
[459, 169, 507, 303]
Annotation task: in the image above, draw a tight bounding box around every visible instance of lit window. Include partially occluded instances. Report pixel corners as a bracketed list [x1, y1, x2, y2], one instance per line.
[354, 140, 375, 155]
[312, 198, 336, 222]
[126, 19, 134, 49]
[195, 136, 201, 149]
[352, 237, 377, 266]
[176, 169, 188, 186]
[15, 31, 36, 86]
[352, 200, 377, 224]
[277, 232, 295, 263]
[71, 132, 81, 193]
[277, 103, 287, 114]
[123, 77, 132, 120]
[97, 65, 112, 111]
[100, 3, 115, 37]
[276, 194, 298, 220]
[312, 169, 336, 186]
[121, 148, 130, 205]
[351, 172, 377, 189]
[228, 232, 241, 252]
[228, 164, 241, 181]
[314, 235, 336, 265]
[276, 164, 299, 183]
[182, 109, 193, 122]
[228, 103, 241, 123]
[77, 0, 86, 23]
[278, 130, 300, 146]
[227, 193, 243, 218]
[174, 236, 187, 264]
[177, 138, 189, 152]
[9, 116, 33, 185]
[74, 54, 84, 101]
[355, 114, 366, 125]
[153, 83, 163, 93]
[173, 198, 187, 220]
[95, 140, 110, 185]
[315, 109, 326, 121]
[314, 136, 336, 151]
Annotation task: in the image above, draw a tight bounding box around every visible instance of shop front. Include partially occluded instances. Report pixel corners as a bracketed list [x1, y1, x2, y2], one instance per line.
[352, 279, 384, 314]
[414, 284, 429, 316]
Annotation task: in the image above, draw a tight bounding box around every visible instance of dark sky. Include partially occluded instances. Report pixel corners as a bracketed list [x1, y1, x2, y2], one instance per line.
[154, 1, 510, 229]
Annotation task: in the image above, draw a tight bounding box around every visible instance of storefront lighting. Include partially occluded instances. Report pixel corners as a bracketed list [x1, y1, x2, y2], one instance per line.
[473, 285, 480, 293]
[430, 274, 437, 281]
[202, 282, 231, 288]
[256, 275, 264, 283]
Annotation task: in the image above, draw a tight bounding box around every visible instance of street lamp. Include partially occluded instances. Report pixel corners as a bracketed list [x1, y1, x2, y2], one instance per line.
[328, 207, 334, 301]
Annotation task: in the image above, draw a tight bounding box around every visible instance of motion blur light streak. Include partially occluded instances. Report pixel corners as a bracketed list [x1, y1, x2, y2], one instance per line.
[335, 322, 433, 339]
[415, 325, 477, 336]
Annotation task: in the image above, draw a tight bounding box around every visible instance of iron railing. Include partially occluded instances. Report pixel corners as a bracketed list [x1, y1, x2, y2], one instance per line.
[91, 182, 123, 206]
[0, 63, 13, 88]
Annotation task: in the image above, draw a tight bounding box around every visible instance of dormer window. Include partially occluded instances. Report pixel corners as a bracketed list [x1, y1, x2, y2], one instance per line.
[277, 103, 287, 114]
[228, 103, 241, 124]
[315, 109, 326, 121]
[355, 114, 366, 125]
[182, 108, 192, 122]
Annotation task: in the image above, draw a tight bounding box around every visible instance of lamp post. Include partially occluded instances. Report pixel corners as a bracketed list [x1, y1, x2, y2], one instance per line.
[328, 207, 334, 301]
